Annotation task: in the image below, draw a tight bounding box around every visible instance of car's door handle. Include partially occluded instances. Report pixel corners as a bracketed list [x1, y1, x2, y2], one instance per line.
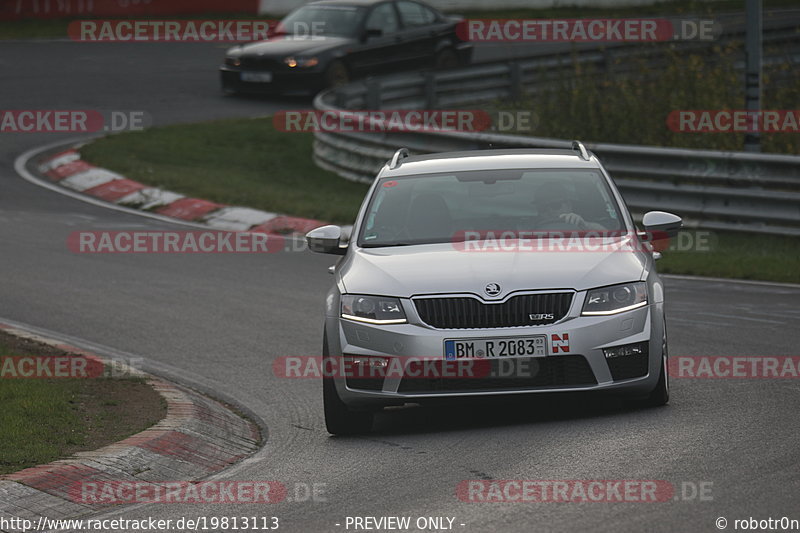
[328, 265, 335, 274]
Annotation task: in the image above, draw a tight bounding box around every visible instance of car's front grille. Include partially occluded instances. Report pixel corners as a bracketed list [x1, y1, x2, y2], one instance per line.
[414, 293, 573, 329]
[239, 57, 283, 69]
[397, 355, 596, 393]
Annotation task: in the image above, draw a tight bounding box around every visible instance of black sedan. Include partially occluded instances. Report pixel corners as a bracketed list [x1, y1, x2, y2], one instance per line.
[220, 0, 473, 95]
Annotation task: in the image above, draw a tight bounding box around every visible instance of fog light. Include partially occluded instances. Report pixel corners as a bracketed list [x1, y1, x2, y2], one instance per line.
[603, 342, 648, 359]
[344, 355, 388, 368]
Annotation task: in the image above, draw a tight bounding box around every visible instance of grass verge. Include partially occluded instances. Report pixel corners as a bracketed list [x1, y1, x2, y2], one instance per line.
[0, 330, 166, 475]
[492, 43, 799, 155]
[657, 231, 800, 284]
[80, 117, 370, 225]
[79, 117, 799, 283]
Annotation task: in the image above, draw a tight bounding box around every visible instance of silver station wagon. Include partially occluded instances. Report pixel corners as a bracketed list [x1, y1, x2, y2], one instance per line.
[307, 143, 682, 434]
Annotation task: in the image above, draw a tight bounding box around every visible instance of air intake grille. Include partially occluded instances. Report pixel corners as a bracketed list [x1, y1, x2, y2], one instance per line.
[414, 293, 573, 329]
[398, 355, 596, 393]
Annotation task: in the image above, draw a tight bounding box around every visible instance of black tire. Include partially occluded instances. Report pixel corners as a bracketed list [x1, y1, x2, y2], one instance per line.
[324, 60, 350, 89]
[644, 323, 669, 407]
[220, 73, 239, 96]
[434, 48, 459, 69]
[322, 331, 374, 435]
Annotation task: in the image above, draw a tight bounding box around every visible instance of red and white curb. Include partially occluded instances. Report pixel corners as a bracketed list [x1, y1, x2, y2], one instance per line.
[0, 323, 261, 521]
[36, 147, 337, 236]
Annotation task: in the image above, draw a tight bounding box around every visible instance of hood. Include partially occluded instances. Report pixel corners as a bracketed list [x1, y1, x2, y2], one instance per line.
[237, 35, 352, 57]
[340, 238, 647, 298]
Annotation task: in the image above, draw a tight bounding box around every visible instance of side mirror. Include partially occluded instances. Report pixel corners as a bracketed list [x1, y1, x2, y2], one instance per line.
[362, 28, 382, 41]
[640, 211, 682, 253]
[306, 225, 347, 255]
[642, 211, 683, 239]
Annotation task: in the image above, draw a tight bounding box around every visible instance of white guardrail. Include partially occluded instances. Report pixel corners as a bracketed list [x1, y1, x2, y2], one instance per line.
[311, 24, 800, 236]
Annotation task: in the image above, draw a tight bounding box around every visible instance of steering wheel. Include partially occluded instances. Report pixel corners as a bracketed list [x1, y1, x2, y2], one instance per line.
[534, 216, 581, 231]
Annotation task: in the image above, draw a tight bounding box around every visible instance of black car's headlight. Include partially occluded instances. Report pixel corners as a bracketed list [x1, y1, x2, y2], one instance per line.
[224, 56, 241, 67]
[341, 295, 407, 324]
[582, 282, 647, 316]
[284, 56, 319, 68]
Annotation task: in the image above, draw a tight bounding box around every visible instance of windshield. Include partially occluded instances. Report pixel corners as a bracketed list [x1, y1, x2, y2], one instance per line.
[358, 169, 626, 247]
[279, 5, 366, 37]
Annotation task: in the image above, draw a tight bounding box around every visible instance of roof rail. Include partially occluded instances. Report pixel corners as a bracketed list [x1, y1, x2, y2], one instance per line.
[571, 140, 590, 161]
[389, 148, 409, 169]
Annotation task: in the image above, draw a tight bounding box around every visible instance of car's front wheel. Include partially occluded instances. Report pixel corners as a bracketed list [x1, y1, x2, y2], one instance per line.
[323, 60, 350, 89]
[644, 324, 669, 406]
[434, 47, 459, 69]
[322, 331, 374, 435]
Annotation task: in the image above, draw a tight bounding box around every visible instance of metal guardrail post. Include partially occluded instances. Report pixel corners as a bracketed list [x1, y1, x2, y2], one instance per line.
[509, 62, 523, 101]
[335, 89, 347, 109]
[365, 78, 381, 109]
[424, 72, 437, 109]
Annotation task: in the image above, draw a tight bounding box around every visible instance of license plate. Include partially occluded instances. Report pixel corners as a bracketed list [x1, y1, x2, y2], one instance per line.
[241, 71, 272, 82]
[444, 336, 547, 360]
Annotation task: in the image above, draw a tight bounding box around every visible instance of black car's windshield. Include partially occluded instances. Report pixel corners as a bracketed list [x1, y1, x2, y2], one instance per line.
[279, 5, 366, 37]
[358, 169, 626, 247]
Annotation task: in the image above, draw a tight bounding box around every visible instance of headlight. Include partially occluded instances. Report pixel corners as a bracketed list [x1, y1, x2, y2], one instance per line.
[341, 295, 407, 324]
[225, 57, 241, 67]
[284, 56, 319, 68]
[582, 282, 647, 316]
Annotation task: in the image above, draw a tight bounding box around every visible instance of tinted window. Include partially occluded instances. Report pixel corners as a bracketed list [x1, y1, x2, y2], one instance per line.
[358, 169, 624, 247]
[366, 3, 399, 33]
[396, 1, 437, 27]
[280, 5, 366, 37]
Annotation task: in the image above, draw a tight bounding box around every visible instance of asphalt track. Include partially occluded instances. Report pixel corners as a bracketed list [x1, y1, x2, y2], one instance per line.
[1, 38, 799, 533]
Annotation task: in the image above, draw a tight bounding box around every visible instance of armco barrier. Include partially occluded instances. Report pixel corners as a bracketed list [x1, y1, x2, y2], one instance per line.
[311, 23, 800, 236]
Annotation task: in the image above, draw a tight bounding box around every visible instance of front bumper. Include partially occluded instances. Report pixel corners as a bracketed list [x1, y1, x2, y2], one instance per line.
[455, 42, 473, 64]
[325, 300, 664, 408]
[220, 66, 325, 94]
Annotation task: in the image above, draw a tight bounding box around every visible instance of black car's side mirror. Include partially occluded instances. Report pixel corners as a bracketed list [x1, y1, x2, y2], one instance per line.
[362, 28, 383, 41]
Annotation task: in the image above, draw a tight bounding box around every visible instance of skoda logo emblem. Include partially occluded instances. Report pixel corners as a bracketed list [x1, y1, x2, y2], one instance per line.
[485, 283, 502, 296]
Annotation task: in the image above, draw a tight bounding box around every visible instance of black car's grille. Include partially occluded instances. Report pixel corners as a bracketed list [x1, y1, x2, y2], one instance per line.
[414, 293, 573, 329]
[397, 355, 596, 393]
[239, 57, 283, 69]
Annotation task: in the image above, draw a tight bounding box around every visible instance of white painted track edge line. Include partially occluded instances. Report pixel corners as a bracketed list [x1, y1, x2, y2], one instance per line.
[15, 137, 309, 248]
[15, 137, 219, 230]
[662, 273, 800, 289]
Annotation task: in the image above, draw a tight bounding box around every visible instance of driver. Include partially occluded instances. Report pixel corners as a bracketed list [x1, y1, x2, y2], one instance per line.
[533, 181, 605, 231]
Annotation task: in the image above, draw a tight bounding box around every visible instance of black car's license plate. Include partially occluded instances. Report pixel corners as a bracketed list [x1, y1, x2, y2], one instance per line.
[240, 71, 273, 82]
